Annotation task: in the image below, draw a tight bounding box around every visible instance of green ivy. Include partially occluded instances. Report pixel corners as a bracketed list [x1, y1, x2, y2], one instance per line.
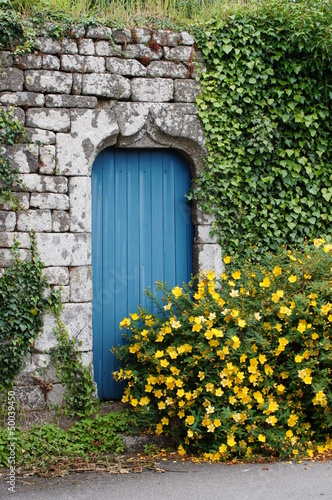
[0, 236, 59, 390]
[193, 0, 332, 260]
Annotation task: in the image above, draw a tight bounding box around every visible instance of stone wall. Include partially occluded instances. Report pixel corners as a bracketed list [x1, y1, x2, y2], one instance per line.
[0, 27, 223, 418]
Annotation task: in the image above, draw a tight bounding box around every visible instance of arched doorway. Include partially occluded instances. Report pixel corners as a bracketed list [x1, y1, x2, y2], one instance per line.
[91, 148, 194, 399]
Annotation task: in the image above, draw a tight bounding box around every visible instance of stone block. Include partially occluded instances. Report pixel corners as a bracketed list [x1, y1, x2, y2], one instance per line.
[192, 208, 216, 226]
[114, 102, 149, 137]
[0, 193, 30, 211]
[34, 312, 57, 352]
[174, 80, 200, 102]
[30, 193, 69, 210]
[0, 68, 24, 91]
[47, 384, 66, 406]
[95, 41, 122, 57]
[82, 73, 130, 98]
[0, 91, 44, 107]
[112, 28, 132, 44]
[26, 108, 70, 132]
[69, 177, 91, 232]
[147, 61, 187, 78]
[16, 353, 59, 386]
[61, 38, 78, 55]
[39, 145, 55, 175]
[54, 285, 70, 302]
[105, 57, 146, 76]
[63, 303, 92, 351]
[131, 78, 173, 102]
[42, 266, 69, 285]
[86, 26, 112, 39]
[26, 128, 56, 145]
[0, 231, 31, 249]
[0, 211, 16, 231]
[69, 25, 85, 38]
[196, 225, 219, 244]
[52, 210, 70, 232]
[13, 385, 46, 410]
[70, 266, 92, 302]
[35, 233, 91, 266]
[43, 54, 60, 70]
[2, 144, 39, 173]
[34, 37, 62, 54]
[154, 30, 181, 47]
[132, 28, 151, 44]
[0, 248, 30, 267]
[14, 53, 42, 69]
[57, 108, 119, 176]
[180, 32, 195, 45]
[17, 209, 52, 232]
[61, 54, 105, 73]
[72, 73, 82, 95]
[0, 52, 13, 67]
[45, 94, 97, 108]
[18, 174, 68, 193]
[25, 70, 72, 94]
[123, 44, 162, 60]
[78, 38, 95, 55]
[80, 351, 93, 367]
[196, 243, 224, 276]
[164, 45, 198, 63]
[1, 106, 25, 125]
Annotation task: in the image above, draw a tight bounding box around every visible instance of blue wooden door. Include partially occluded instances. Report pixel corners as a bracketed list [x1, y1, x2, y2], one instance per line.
[92, 148, 194, 400]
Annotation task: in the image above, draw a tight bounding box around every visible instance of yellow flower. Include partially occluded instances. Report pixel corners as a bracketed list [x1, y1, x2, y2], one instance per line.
[219, 444, 228, 454]
[172, 286, 183, 298]
[227, 435, 236, 447]
[214, 419, 222, 427]
[178, 445, 186, 456]
[238, 319, 246, 328]
[273, 266, 282, 276]
[287, 414, 299, 427]
[258, 434, 266, 443]
[232, 271, 241, 280]
[155, 350, 164, 358]
[323, 244, 332, 253]
[253, 391, 264, 404]
[171, 320, 181, 329]
[298, 368, 312, 384]
[266, 416, 278, 426]
[297, 320, 306, 333]
[131, 398, 138, 407]
[177, 388, 185, 398]
[232, 335, 241, 348]
[215, 388, 224, 397]
[321, 303, 332, 315]
[312, 333, 319, 340]
[139, 396, 150, 406]
[161, 417, 169, 425]
[119, 317, 131, 328]
[313, 238, 325, 247]
[286, 430, 293, 438]
[198, 371, 205, 381]
[259, 277, 271, 288]
[279, 306, 292, 317]
[288, 275, 297, 283]
[160, 359, 169, 368]
[295, 354, 303, 363]
[156, 423, 163, 435]
[254, 312, 262, 321]
[259, 354, 266, 365]
[205, 383, 214, 393]
[223, 256, 231, 264]
[231, 309, 239, 318]
[163, 302, 172, 310]
[313, 391, 327, 407]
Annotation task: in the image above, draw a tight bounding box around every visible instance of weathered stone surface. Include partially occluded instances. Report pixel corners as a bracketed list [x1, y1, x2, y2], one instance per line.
[52, 210, 70, 232]
[82, 73, 130, 98]
[45, 94, 97, 108]
[131, 78, 173, 102]
[154, 30, 181, 47]
[70, 266, 92, 302]
[0, 91, 44, 107]
[53, 285, 70, 302]
[147, 61, 187, 78]
[16, 353, 59, 386]
[18, 174, 68, 193]
[80, 351, 93, 367]
[106, 57, 146, 76]
[35, 233, 91, 266]
[196, 225, 219, 244]
[47, 384, 66, 406]
[69, 177, 91, 232]
[42, 266, 69, 285]
[30, 193, 69, 210]
[180, 32, 195, 45]
[13, 385, 46, 410]
[78, 38, 95, 55]
[86, 26, 112, 39]
[164, 45, 198, 63]
[1, 106, 25, 125]
[174, 79, 200, 102]
[132, 28, 151, 44]
[0, 193, 30, 212]
[2, 144, 39, 173]
[0, 248, 30, 267]
[25, 70, 72, 94]
[0, 231, 31, 248]
[15, 53, 42, 69]
[0, 52, 13, 67]
[61, 54, 105, 73]
[43, 54, 60, 70]
[63, 303, 92, 351]
[94, 41, 122, 57]
[196, 243, 224, 276]
[0, 68, 24, 91]
[26, 109, 70, 132]
[0, 211, 16, 231]
[70, 25, 86, 38]
[72, 73, 82, 95]
[62, 38, 78, 55]
[114, 102, 149, 137]
[26, 128, 56, 145]
[34, 37, 62, 54]
[39, 145, 55, 175]
[57, 108, 119, 176]
[34, 312, 57, 352]
[17, 209, 52, 232]
[123, 44, 162, 60]
[112, 28, 132, 44]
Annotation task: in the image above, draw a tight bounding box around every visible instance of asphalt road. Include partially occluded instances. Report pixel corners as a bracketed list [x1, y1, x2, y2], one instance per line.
[1, 460, 331, 500]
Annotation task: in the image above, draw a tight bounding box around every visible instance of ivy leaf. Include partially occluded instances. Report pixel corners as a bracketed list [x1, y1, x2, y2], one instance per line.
[222, 44, 233, 54]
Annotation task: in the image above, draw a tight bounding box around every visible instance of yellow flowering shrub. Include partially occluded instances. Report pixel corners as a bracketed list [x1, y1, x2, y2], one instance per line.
[114, 241, 332, 460]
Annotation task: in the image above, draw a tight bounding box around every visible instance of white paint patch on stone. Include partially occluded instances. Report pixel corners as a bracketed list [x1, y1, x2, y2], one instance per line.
[70, 266, 92, 302]
[69, 177, 91, 232]
[56, 108, 119, 176]
[35, 233, 91, 266]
